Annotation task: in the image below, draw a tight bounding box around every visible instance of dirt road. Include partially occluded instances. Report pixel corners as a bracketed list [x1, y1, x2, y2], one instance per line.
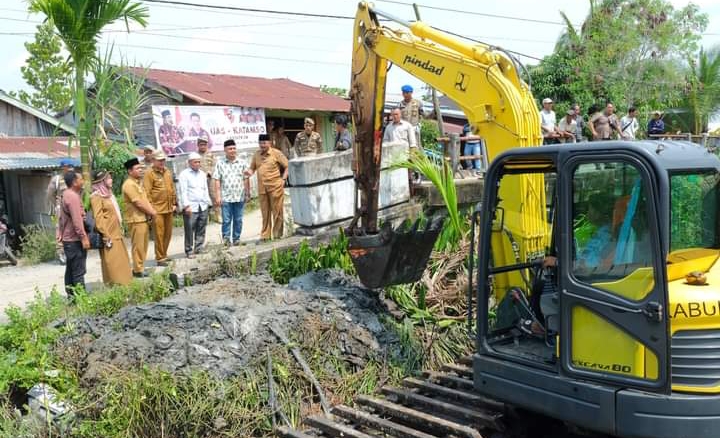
[0, 208, 263, 315]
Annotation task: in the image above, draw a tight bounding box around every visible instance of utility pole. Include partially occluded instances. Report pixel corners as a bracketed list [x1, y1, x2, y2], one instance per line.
[413, 3, 444, 137]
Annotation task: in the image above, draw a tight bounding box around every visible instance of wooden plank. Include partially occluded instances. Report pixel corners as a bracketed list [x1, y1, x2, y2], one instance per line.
[441, 363, 474, 378]
[305, 415, 375, 438]
[276, 426, 317, 438]
[355, 395, 484, 438]
[333, 404, 440, 438]
[423, 371, 474, 390]
[402, 377, 504, 411]
[381, 386, 504, 431]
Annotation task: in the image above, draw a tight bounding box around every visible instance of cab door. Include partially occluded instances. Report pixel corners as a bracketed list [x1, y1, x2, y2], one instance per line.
[558, 153, 670, 393]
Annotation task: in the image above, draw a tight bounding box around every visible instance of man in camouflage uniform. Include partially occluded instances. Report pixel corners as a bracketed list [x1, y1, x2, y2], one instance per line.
[398, 84, 424, 147]
[293, 117, 323, 157]
[47, 158, 76, 264]
[142, 145, 155, 171]
[197, 135, 220, 222]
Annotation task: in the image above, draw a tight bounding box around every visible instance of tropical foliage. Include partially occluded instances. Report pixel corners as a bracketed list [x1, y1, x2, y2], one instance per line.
[684, 47, 720, 134]
[10, 21, 73, 114]
[529, 0, 709, 131]
[28, 0, 149, 182]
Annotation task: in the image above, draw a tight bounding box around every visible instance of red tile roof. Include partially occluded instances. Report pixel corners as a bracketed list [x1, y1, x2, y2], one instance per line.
[130, 67, 350, 112]
[0, 137, 76, 157]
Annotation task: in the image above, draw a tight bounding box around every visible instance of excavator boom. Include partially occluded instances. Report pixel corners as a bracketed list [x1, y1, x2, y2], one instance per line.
[347, 2, 545, 288]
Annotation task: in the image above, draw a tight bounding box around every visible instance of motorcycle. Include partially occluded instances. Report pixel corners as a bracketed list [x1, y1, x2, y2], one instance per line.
[0, 216, 18, 266]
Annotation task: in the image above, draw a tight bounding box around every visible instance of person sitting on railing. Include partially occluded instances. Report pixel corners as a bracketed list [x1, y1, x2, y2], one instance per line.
[648, 111, 665, 137]
[462, 123, 482, 172]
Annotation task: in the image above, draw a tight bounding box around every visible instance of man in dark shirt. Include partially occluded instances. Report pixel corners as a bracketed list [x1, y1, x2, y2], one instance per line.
[57, 171, 90, 298]
[334, 115, 353, 151]
[648, 111, 665, 137]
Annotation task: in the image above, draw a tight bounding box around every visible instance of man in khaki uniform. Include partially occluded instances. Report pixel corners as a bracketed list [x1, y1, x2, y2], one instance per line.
[122, 158, 156, 277]
[398, 84, 424, 146]
[141, 145, 155, 170]
[293, 117, 323, 157]
[143, 150, 177, 265]
[245, 133, 289, 240]
[197, 135, 219, 222]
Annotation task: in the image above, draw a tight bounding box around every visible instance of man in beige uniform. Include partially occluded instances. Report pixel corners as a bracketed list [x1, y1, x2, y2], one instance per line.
[293, 117, 323, 157]
[197, 135, 219, 222]
[122, 158, 156, 277]
[398, 84, 424, 146]
[245, 133, 289, 240]
[143, 150, 177, 266]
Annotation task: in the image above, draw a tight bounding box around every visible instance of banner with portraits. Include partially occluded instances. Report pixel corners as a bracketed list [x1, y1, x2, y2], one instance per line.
[152, 105, 266, 154]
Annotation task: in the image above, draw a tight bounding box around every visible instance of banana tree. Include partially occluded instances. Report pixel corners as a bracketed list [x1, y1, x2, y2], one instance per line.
[28, 0, 149, 182]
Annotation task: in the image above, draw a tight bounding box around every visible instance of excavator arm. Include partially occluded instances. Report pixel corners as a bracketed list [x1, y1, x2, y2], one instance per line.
[348, 2, 547, 289]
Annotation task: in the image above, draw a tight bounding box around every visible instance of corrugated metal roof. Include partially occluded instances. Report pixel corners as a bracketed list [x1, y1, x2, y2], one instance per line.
[0, 137, 78, 170]
[128, 67, 350, 112]
[0, 91, 77, 135]
[0, 156, 70, 171]
[0, 137, 75, 157]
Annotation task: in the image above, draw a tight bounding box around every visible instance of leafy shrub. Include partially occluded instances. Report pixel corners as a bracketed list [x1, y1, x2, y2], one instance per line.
[0, 273, 175, 396]
[268, 231, 355, 284]
[93, 142, 135, 196]
[19, 224, 56, 264]
[420, 118, 441, 149]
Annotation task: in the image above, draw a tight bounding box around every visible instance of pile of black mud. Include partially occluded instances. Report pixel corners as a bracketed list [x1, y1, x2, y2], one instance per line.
[60, 270, 394, 381]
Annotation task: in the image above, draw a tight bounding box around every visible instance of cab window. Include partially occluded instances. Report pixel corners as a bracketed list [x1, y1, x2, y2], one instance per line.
[571, 162, 654, 300]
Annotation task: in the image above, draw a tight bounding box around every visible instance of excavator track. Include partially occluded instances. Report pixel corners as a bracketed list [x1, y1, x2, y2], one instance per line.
[277, 356, 509, 438]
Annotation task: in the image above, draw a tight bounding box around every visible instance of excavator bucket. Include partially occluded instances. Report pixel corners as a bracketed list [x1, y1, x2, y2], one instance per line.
[348, 215, 444, 289]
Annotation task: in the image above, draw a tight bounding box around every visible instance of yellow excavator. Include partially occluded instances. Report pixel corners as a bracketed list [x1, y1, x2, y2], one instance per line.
[281, 3, 720, 437]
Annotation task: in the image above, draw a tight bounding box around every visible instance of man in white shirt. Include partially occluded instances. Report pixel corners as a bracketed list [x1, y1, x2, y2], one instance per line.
[383, 108, 417, 149]
[558, 109, 578, 143]
[620, 107, 640, 140]
[178, 152, 212, 258]
[540, 98, 560, 145]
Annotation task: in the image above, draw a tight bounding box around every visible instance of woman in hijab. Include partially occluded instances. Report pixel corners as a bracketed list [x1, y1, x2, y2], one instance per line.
[90, 170, 132, 285]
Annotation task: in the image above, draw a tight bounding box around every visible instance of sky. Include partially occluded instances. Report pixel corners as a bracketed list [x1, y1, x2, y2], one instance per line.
[1, 0, 720, 103]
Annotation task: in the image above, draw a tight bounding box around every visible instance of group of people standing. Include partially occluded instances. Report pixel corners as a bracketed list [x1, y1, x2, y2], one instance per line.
[540, 98, 666, 145]
[49, 131, 290, 299]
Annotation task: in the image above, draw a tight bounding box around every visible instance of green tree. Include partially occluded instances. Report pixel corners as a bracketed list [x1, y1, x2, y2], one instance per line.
[319, 85, 348, 97]
[684, 47, 720, 134]
[532, 0, 707, 115]
[11, 21, 73, 114]
[28, 0, 149, 183]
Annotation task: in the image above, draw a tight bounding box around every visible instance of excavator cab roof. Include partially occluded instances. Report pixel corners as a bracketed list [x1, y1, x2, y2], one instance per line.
[493, 140, 720, 174]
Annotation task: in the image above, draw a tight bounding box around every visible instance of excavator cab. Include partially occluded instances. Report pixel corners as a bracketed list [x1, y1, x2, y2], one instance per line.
[473, 141, 720, 438]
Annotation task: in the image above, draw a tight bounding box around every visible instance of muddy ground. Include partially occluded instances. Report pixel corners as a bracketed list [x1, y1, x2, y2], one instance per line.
[59, 270, 394, 382]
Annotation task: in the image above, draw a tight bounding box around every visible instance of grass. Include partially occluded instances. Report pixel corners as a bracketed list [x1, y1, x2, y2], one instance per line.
[0, 217, 475, 437]
[19, 224, 56, 264]
[268, 231, 355, 284]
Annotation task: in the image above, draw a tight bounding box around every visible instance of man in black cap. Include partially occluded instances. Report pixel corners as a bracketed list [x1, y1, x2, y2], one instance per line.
[157, 109, 184, 154]
[122, 157, 157, 277]
[334, 115, 353, 151]
[245, 134, 288, 240]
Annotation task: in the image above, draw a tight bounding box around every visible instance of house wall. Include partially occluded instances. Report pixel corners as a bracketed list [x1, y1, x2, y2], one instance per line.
[0, 101, 61, 136]
[130, 84, 347, 153]
[2, 170, 53, 228]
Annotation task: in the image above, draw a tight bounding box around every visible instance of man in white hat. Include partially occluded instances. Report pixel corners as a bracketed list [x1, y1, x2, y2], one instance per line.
[540, 98, 560, 144]
[178, 152, 212, 258]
